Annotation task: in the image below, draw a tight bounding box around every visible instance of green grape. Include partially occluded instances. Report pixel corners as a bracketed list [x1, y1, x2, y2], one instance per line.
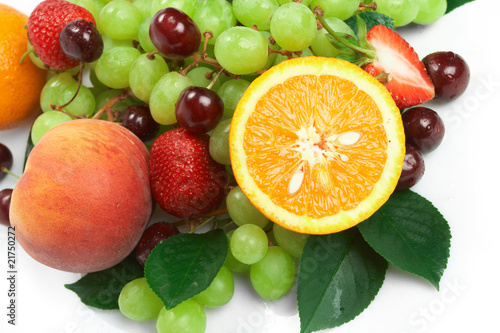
[224, 230, 251, 273]
[101, 34, 133, 52]
[230, 224, 269, 265]
[138, 16, 157, 53]
[132, 0, 152, 19]
[100, 0, 142, 40]
[309, 0, 359, 21]
[278, 0, 312, 5]
[260, 30, 280, 69]
[193, 0, 236, 45]
[57, 83, 96, 117]
[150, 72, 193, 125]
[209, 118, 231, 165]
[226, 186, 269, 229]
[310, 16, 356, 58]
[27, 42, 47, 70]
[375, 0, 420, 27]
[270, 2, 317, 52]
[215, 27, 268, 75]
[232, 0, 279, 31]
[272, 47, 314, 66]
[186, 67, 221, 92]
[272, 223, 309, 258]
[217, 78, 250, 118]
[118, 277, 164, 321]
[413, 0, 446, 25]
[129, 53, 169, 103]
[156, 299, 206, 333]
[89, 69, 108, 96]
[151, 0, 198, 17]
[40, 73, 77, 113]
[193, 265, 234, 307]
[95, 46, 141, 89]
[68, 0, 99, 25]
[31, 111, 73, 145]
[250, 246, 295, 300]
[92, 0, 108, 30]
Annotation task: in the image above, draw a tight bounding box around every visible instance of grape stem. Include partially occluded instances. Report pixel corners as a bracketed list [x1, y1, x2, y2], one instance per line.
[92, 89, 133, 121]
[188, 216, 216, 234]
[358, 2, 377, 11]
[50, 62, 86, 111]
[314, 7, 375, 57]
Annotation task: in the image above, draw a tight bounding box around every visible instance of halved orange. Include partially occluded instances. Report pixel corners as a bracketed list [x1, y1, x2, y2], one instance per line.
[229, 56, 405, 235]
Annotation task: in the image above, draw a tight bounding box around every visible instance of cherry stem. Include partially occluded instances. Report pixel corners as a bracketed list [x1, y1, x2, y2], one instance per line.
[0, 167, 20, 180]
[20, 49, 33, 65]
[92, 89, 132, 121]
[206, 68, 224, 90]
[51, 62, 85, 111]
[172, 207, 229, 233]
[146, 50, 160, 60]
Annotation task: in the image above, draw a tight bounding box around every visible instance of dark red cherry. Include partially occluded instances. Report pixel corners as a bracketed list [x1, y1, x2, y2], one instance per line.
[0, 189, 13, 227]
[149, 7, 201, 60]
[135, 222, 181, 266]
[396, 144, 425, 191]
[402, 107, 445, 153]
[60, 19, 104, 63]
[175, 86, 224, 133]
[0, 143, 13, 181]
[121, 105, 160, 142]
[422, 51, 470, 102]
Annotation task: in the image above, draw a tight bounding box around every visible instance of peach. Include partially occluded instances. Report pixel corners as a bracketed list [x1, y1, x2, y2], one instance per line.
[10, 119, 152, 273]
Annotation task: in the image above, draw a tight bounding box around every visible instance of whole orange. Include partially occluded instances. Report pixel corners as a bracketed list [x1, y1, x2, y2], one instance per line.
[0, 3, 46, 130]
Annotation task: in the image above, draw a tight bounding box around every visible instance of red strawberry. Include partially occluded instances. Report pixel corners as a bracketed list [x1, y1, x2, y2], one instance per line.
[28, 0, 96, 70]
[149, 128, 228, 219]
[363, 25, 435, 109]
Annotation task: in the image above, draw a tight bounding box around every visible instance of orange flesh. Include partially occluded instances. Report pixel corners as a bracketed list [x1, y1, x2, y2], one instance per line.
[243, 75, 388, 218]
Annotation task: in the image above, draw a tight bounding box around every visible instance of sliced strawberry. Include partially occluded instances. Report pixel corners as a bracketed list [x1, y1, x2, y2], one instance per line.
[363, 25, 435, 109]
[28, 0, 96, 70]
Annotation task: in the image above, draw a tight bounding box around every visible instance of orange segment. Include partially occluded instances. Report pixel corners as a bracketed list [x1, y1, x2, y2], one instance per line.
[230, 57, 405, 235]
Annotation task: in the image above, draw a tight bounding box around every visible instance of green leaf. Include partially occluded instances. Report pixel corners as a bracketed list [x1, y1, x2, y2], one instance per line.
[64, 255, 144, 310]
[358, 190, 451, 290]
[446, 0, 475, 14]
[145, 229, 228, 310]
[345, 12, 395, 37]
[298, 228, 387, 333]
[23, 129, 34, 172]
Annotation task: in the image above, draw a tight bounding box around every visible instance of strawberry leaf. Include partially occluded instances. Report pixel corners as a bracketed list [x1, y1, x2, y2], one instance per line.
[358, 190, 451, 290]
[145, 229, 228, 310]
[64, 255, 144, 310]
[446, 0, 475, 13]
[345, 11, 394, 38]
[298, 228, 387, 333]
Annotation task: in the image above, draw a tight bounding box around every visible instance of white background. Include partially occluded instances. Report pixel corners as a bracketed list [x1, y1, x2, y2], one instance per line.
[1, 0, 498, 332]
